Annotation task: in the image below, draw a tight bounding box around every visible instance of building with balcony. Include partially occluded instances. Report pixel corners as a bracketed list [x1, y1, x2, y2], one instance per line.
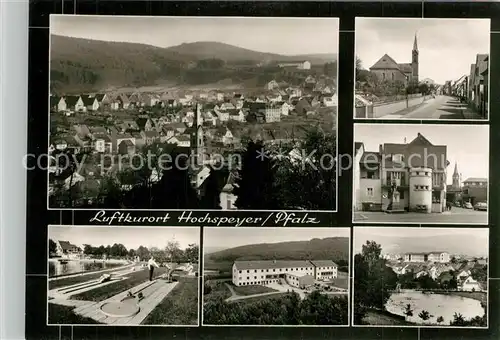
[232, 259, 338, 287]
[354, 133, 449, 213]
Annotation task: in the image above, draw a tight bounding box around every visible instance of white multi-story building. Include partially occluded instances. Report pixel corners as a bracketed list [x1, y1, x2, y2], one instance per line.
[232, 259, 338, 287]
[404, 251, 450, 263]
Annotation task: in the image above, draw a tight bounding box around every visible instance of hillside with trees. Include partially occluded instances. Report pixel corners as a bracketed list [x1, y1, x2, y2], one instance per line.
[205, 237, 349, 265]
[50, 35, 337, 93]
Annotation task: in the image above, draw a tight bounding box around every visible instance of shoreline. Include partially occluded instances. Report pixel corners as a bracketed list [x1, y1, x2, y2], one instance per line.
[48, 262, 135, 281]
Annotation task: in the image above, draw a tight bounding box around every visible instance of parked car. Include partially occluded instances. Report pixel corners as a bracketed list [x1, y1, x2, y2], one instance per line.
[464, 202, 473, 209]
[474, 202, 488, 211]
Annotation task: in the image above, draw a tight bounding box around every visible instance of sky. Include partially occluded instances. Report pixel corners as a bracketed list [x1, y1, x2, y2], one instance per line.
[355, 124, 489, 185]
[353, 227, 489, 254]
[49, 226, 199, 250]
[355, 18, 490, 84]
[203, 227, 349, 252]
[50, 15, 339, 55]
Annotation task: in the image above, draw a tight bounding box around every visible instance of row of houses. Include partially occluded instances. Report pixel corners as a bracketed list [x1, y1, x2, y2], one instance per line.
[446, 53, 489, 118]
[388, 257, 487, 292]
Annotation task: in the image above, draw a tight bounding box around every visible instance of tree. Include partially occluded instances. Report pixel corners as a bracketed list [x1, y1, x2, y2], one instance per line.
[83, 244, 93, 255]
[234, 141, 281, 210]
[135, 246, 150, 261]
[418, 310, 430, 322]
[128, 248, 136, 258]
[151, 150, 200, 209]
[276, 128, 336, 210]
[471, 265, 487, 282]
[165, 240, 183, 263]
[437, 316, 444, 324]
[354, 240, 398, 321]
[450, 313, 466, 326]
[49, 239, 57, 255]
[403, 304, 413, 321]
[184, 243, 199, 263]
[199, 167, 222, 209]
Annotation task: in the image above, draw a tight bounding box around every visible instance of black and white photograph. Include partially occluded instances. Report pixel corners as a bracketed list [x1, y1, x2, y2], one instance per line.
[47, 226, 200, 326]
[202, 227, 349, 326]
[48, 15, 338, 211]
[353, 227, 488, 328]
[353, 124, 489, 224]
[355, 18, 490, 120]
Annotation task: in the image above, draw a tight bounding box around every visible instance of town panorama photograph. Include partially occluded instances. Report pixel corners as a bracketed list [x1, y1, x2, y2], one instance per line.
[48, 15, 339, 211]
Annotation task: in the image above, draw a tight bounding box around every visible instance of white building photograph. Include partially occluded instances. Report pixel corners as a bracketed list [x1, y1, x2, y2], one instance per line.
[202, 227, 349, 326]
[353, 227, 488, 327]
[353, 124, 489, 224]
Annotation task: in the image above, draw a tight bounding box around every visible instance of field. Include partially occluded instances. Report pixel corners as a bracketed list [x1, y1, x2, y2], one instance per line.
[232, 285, 278, 296]
[142, 276, 199, 325]
[327, 271, 349, 290]
[70, 267, 168, 302]
[203, 260, 233, 272]
[362, 309, 414, 326]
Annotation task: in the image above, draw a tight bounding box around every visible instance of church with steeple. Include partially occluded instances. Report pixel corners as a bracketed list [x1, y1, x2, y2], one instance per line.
[369, 33, 419, 85]
[446, 161, 463, 204]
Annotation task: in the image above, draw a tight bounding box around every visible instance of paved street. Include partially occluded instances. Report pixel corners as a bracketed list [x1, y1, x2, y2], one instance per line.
[381, 95, 483, 120]
[354, 207, 487, 224]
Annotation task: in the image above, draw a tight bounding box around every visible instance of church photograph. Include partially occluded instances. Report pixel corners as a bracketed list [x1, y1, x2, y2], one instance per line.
[354, 18, 490, 120]
[353, 123, 489, 224]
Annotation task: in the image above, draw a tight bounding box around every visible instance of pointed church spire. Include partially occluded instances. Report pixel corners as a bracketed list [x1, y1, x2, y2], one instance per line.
[453, 161, 459, 176]
[413, 32, 418, 51]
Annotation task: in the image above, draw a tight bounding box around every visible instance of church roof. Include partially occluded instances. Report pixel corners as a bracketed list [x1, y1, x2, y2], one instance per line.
[413, 33, 418, 51]
[453, 162, 459, 176]
[370, 54, 401, 70]
[398, 63, 413, 74]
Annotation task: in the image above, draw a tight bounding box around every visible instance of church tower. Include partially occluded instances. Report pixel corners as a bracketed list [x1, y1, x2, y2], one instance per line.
[190, 103, 204, 167]
[411, 33, 419, 84]
[452, 162, 460, 189]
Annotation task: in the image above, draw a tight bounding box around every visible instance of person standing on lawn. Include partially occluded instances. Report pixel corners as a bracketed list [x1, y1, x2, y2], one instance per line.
[148, 256, 160, 281]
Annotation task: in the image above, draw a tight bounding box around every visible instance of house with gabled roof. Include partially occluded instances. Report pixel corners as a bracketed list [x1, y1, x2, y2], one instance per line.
[56, 240, 82, 257]
[65, 95, 85, 112]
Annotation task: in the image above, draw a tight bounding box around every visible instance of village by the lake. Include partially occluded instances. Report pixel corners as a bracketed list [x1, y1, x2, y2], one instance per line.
[353, 227, 488, 327]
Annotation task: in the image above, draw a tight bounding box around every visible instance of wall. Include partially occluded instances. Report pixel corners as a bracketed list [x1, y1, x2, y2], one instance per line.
[371, 69, 407, 83]
[372, 95, 426, 118]
[409, 168, 433, 213]
[360, 179, 382, 204]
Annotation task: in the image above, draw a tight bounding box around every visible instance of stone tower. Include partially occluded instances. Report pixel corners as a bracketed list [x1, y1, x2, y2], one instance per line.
[411, 33, 419, 84]
[190, 103, 204, 166]
[452, 162, 460, 189]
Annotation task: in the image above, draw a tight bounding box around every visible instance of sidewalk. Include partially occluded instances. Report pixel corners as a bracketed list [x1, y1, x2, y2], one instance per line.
[461, 107, 484, 120]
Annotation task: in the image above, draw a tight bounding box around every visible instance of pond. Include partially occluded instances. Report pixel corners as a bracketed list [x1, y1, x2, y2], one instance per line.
[49, 260, 124, 277]
[386, 290, 485, 325]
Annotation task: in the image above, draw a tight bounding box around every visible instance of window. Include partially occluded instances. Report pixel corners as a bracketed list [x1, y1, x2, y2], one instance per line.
[247, 277, 249, 280]
[239, 270, 242, 273]
[425, 185, 429, 190]
[254, 270, 257, 273]
[367, 188, 374, 196]
[416, 171, 420, 175]
[367, 171, 377, 179]
[399, 190, 405, 199]
[425, 172, 429, 176]
[392, 73, 395, 81]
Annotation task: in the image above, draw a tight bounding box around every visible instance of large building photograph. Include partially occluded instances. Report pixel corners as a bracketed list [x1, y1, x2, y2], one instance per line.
[353, 124, 489, 224]
[202, 227, 349, 326]
[48, 15, 338, 211]
[355, 18, 489, 120]
[353, 227, 488, 327]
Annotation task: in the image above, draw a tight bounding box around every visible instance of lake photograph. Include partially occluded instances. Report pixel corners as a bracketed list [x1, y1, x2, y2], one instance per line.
[353, 227, 488, 328]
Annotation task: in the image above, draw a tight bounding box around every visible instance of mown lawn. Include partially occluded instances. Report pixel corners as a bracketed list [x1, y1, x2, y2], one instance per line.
[362, 309, 414, 326]
[232, 292, 289, 305]
[70, 267, 167, 302]
[142, 277, 198, 325]
[48, 303, 102, 325]
[232, 285, 278, 296]
[328, 272, 349, 290]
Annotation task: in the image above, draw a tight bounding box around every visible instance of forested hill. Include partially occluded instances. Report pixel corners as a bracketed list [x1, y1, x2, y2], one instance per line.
[50, 35, 337, 93]
[206, 237, 349, 264]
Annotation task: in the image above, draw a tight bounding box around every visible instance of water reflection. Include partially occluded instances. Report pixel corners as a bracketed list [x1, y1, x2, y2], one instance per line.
[49, 260, 123, 277]
[386, 290, 485, 325]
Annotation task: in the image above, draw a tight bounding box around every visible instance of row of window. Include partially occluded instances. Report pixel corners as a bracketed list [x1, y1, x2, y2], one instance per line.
[414, 185, 430, 191]
[238, 266, 335, 274]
